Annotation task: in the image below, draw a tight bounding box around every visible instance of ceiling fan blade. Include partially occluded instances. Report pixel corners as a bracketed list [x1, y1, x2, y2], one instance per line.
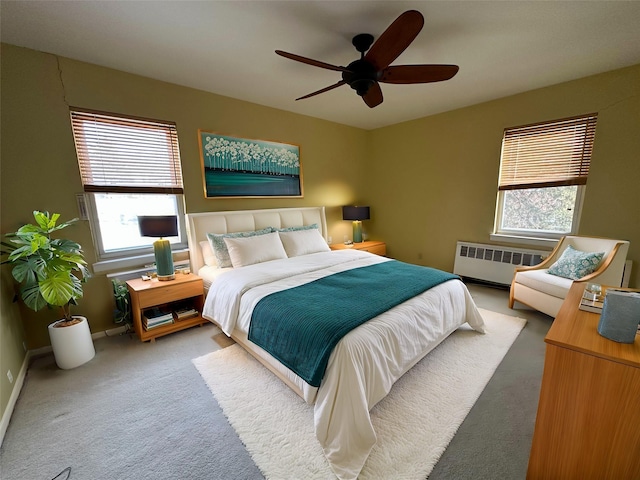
[380, 65, 459, 84]
[362, 82, 383, 108]
[295, 80, 347, 101]
[275, 50, 350, 73]
[364, 10, 424, 71]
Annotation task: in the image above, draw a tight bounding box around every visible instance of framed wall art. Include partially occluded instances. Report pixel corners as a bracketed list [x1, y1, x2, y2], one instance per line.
[198, 130, 303, 198]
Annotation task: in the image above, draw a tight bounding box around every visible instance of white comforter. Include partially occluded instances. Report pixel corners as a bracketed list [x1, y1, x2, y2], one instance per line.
[202, 249, 485, 479]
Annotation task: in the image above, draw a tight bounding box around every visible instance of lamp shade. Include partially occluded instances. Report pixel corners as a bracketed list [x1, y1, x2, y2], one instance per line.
[342, 206, 370, 221]
[138, 215, 178, 238]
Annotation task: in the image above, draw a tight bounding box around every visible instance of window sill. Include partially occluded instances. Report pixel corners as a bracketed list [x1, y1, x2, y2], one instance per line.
[92, 248, 190, 276]
[490, 234, 558, 250]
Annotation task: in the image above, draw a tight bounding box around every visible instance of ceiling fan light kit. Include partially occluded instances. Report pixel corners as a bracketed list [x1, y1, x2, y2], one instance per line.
[275, 10, 459, 108]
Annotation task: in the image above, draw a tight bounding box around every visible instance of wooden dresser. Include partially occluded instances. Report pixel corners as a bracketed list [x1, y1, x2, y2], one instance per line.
[527, 282, 640, 479]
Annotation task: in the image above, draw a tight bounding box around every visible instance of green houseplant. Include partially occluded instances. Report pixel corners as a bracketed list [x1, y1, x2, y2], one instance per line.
[1, 211, 95, 369]
[112, 278, 133, 331]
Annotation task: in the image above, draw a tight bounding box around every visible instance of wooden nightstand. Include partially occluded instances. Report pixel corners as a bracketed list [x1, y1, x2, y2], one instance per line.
[330, 240, 386, 256]
[126, 273, 207, 342]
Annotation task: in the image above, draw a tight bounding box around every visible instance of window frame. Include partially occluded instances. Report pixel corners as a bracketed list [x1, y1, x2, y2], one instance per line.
[494, 185, 587, 241]
[70, 108, 188, 269]
[83, 192, 188, 262]
[493, 113, 597, 242]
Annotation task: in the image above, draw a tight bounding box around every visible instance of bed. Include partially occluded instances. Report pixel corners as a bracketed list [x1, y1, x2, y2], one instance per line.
[186, 207, 485, 479]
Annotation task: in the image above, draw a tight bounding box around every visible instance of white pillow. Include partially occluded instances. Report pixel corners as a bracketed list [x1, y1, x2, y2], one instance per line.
[199, 240, 216, 267]
[223, 231, 288, 268]
[207, 227, 273, 268]
[278, 228, 330, 258]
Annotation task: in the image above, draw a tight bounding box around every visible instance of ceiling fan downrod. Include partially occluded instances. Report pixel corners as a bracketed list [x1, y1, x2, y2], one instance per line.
[344, 34, 378, 96]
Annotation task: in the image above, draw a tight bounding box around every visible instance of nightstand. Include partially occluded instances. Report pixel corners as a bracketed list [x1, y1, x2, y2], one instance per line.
[126, 273, 207, 342]
[330, 240, 386, 256]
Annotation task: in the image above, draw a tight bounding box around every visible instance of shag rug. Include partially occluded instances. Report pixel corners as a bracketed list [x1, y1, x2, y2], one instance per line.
[192, 308, 526, 479]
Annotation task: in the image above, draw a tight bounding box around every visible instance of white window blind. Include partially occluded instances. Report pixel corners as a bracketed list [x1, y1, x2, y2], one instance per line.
[71, 109, 184, 194]
[498, 113, 598, 191]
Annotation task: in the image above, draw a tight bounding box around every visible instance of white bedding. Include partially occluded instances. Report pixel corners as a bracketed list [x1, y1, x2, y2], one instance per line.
[201, 249, 485, 479]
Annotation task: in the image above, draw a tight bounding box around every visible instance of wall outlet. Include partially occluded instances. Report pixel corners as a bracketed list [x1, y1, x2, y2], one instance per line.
[7, 370, 13, 384]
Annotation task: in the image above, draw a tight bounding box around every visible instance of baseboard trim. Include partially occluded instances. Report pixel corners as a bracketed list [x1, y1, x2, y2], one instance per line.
[0, 350, 31, 447]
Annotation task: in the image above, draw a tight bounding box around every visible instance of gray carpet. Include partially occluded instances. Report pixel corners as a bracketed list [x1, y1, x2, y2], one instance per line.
[0, 283, 551, 480]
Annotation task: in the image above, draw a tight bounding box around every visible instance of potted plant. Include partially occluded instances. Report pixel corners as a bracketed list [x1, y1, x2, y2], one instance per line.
[112, 278, 133, 332]
[1, 210, 95, 369]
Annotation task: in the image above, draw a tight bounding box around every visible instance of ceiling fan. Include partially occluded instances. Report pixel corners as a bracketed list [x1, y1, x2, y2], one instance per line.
[275, 10, 459, 108]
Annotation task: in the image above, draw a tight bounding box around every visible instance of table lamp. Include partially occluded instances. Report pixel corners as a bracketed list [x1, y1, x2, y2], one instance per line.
[138, 215, 178, 281]
[342, 206, 370, 243]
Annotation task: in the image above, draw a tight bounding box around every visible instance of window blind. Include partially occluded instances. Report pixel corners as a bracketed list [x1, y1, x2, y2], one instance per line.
[71, 109, 184, 194]
[498, 113, 598, 191]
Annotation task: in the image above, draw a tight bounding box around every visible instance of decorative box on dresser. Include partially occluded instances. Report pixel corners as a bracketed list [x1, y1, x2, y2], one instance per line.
[330, 240, 386, 256]
[126, 273, 206, 343]
[527, 282, 640, 479]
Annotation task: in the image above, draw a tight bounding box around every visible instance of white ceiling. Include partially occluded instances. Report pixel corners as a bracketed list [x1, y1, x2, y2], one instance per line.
[2, 1, 640, 130]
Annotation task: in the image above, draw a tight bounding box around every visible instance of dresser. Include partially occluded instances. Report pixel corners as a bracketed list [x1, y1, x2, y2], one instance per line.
[527, 282, 640, 479]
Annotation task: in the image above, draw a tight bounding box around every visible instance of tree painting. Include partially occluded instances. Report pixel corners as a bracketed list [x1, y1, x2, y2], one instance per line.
[198, 131, 302, 198]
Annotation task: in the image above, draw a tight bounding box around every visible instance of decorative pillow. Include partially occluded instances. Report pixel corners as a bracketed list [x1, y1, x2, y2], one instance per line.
[207, 227, 273, 268]
[274, 223, 318, 233]
[547, 245, 605, 280]
[199, 240, 216, 267]
[278, 228, 330, 258]
[223, 232, 288, 268]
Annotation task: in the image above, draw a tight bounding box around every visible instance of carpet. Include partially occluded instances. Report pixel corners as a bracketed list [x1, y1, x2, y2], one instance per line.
[192, 308, 526, 479]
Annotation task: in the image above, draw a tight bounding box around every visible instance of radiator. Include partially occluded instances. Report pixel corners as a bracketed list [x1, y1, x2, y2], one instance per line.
[453, 241, 549, 286]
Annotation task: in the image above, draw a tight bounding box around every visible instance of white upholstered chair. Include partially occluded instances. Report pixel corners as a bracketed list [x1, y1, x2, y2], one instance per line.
[509, 236, 630, 318]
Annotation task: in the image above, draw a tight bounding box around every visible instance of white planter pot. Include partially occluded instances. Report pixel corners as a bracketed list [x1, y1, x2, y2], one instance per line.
[47, 316, 96, 369]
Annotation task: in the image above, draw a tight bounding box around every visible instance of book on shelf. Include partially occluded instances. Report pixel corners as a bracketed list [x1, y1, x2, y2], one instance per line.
[143, 307, 174, 327]
[144, 317, 174, 330]
[173, 307, 199, 321]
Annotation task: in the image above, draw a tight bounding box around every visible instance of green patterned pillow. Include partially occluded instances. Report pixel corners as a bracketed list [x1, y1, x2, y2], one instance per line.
[274, 223, 318, 232]
[547, 245, 604, 280]
[207, 228, 273, 268]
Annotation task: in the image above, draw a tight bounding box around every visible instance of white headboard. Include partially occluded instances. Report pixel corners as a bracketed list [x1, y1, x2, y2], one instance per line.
[186, 206, 328, 273]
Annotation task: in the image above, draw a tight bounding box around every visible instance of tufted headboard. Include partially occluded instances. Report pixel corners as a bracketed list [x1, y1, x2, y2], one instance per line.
[185, 206, 328, 274]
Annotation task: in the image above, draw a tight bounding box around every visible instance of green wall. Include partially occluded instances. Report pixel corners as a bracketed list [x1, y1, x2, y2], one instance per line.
[0, 43, 367, 418]
[2, 41, 639, 424]
[366, 64, 640, 286]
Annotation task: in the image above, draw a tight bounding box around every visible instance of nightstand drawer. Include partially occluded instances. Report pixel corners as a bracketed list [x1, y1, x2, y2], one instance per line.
[330, 240, 386, 256]
[137, 280, 203, 308]
[361, 244, 386, 256]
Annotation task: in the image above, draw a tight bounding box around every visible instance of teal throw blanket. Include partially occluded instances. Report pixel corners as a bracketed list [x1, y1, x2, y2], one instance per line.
[248, 260, 459, 387]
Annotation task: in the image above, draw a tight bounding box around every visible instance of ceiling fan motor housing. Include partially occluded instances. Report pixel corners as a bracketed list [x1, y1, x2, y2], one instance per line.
[343, 59, 379, 96]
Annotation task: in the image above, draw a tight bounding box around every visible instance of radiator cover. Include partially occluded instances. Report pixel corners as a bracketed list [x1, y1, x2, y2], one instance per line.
[453, 241, 549, 286]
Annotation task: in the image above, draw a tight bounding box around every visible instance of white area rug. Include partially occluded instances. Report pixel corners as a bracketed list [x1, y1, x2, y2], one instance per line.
[192, 308, 526, 479]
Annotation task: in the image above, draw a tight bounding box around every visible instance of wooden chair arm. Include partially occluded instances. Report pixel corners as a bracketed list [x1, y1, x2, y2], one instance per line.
[573, 242, 625, 283]
[513, 236, 566, 273]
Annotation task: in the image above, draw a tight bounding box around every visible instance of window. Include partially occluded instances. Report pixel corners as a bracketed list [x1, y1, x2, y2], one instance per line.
[494, 113, 598, 240]
[70, 109, 186, 264]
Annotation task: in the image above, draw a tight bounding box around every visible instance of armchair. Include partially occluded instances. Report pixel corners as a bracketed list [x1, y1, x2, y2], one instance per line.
[509, 236, 630, 318]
